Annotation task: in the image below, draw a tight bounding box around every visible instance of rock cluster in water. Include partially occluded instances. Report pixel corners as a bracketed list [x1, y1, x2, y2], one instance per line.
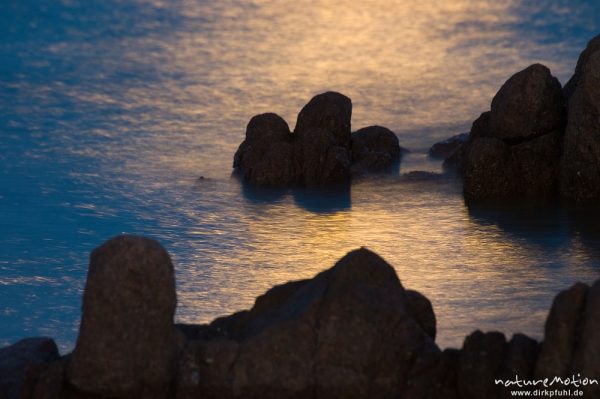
[433, 33, 600, 203]
[2, 235, 600, 399]
[233, 92, 403, 188]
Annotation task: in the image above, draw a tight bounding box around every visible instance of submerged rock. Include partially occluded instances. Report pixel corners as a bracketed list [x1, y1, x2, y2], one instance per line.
[351, 126, 402, 174]
[67, 235, 178, 398]
[0, 338, 59, 399]
[463, 64, 566, 201]
[560, 50, 600, 202]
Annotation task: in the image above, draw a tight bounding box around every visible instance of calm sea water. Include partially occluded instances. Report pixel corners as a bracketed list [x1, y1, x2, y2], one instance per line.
[2, 0, 600, 352]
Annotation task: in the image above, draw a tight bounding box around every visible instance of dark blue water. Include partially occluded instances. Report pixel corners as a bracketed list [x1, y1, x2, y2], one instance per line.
[2, 0, 600, 352]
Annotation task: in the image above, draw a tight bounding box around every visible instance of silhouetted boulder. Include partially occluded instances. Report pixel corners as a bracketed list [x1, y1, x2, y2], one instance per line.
[233, 113, 297, 187]
[429, 133, 469, 160]
[0, 338, 59, 399]
[66, 235, 178, 398]
[486, 64, 565, 142]
[563, 33, 600, 101]
[535, 282, 588, 378]
[176, 248, 439, 399]
[294, 91, 352, 147]
[560, 50, 600, 202]
[463, 64, 566, 201]
[571, 280, 600, 398]
[533, 280, 600, 398]
[233, 93, 403, 188]
[457, 331, 507, 399]
[351, 126, 401, 174]
[502, 334, 539, 380]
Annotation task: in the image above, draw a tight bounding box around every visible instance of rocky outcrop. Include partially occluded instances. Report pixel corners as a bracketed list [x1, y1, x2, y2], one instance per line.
[3, 236, 600, 399]
[461, 64, 567, 201]
[176, 248, 439, 399]
[66, 235, 179, 398]
[560, 44, 600, 202]
[455, 33, 600, 203]
[0, 338, 59, 399]
[351, 126, 403, 174]
[233, 92, 402, 188]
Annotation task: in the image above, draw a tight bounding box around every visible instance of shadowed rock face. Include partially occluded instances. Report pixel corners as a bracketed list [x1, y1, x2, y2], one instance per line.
[563, 33, 600, 101]
[487, 64, 565, 142]
[66, 235, 178, 398]
[0, 338, 59, 399]
[296, 127, 352, 187]
[294, 91, 352, 148]
[176, 248, 439, 399]
[233, 113, 297, 187]
[534, 281, 600, 399]
[535, 283, 588, 379]
[351, 126, 402, 175]
[462, 64, 566, 201]
[560, 49, 600, 202]
[233, 92, 401, 188]
[429, 133, 469, 161]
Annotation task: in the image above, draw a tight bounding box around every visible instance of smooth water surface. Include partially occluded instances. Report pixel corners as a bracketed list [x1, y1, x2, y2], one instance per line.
[2, 0, 600, 352]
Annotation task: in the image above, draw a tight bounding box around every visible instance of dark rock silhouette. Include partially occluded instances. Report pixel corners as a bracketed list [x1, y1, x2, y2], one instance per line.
[560, 46, 600, 202]
[294, 91, 352, 147]
[296, 127, 351, 187]
[563, 34, 600, 101]
[176, 248, 439, 399]
[233, 113, 297, 187]
[351, 126, 402, 174]
[535, 282, 588, 379]
[233, 92, 401, 188]
[0, 338, 59, 399]
[429, 132, 469, 160]
[66, 235, 178, 398]
[462, 64, 566, 201]
[3, 236, 600, 399]
[484, 64, 565, 142]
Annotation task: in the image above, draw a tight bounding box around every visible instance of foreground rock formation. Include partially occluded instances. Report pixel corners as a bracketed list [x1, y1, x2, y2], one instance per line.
[436, 33, 600, 203]
[233, 92, 403, 188]
[2, 235, 600, 399]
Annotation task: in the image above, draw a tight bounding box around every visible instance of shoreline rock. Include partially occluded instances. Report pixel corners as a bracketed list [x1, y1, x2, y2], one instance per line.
[442, 32, 600, 204]
[462, 63, 566, 201]
[2, 235, 600, 399]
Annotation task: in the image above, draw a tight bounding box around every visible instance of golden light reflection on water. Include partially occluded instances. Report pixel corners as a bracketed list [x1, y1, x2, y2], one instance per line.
[173, 178, 600, 349]
[3, 0, 600, 351]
